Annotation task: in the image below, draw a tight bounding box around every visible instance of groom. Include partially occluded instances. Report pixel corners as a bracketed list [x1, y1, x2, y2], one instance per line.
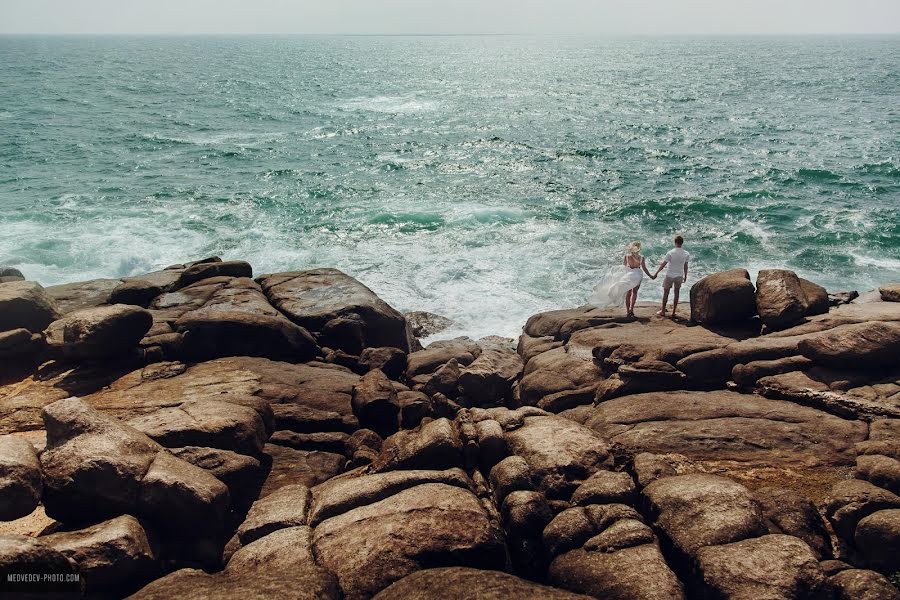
[653, 235, 690, 318]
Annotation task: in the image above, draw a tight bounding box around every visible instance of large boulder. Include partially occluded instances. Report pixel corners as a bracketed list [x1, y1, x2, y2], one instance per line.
[39, 397, 229, 536]
[0, 281, 61, 332]
[404, 311, 454, 338]
[798, 321, 900, 369]
[458, 348, 523, 405]
[41, 514, 158, 595]
[642, 474, 768, 559]
[855, 454, 900, 495]
[373, 567, 590, 600]
[258, 268, 413, 353]
[755, 269, 810, 330]
[44, 304, 152, 359]
[176, 260, 253, 287]
[258, 444, 344, 498]
[690, 268, 757, 325]
[695, 534, 828, 599]
[312, 483, 506, 599]
[371, 418, 463, 473]
[406, 343, 478, 379]
[829, 568, 900, 600]
[126, 399, 268, 456]
[799, 278, 829, 315]
[170, 277, 319, 362]
[854, 509, 900, 573]
[0, 534, 81, 596]
[755, 487, 832, 560]
[129, 526, 340, 600]
[308, 468, 472, 526]
[548, 543, 685, 600]
[503, 415, 612, 499]
[237, 484, 311, 545]
[0, 436, 42, 521]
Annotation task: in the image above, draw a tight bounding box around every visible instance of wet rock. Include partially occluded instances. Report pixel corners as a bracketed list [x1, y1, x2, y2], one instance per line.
[127, 399, 268, 456]
[404, 311, 454, 338]
[504, 415, 612, 498]
[130, 526, 340, 600]
[854, 508, 900, 573]
[756, 269, 810, 330]
[690, 268, 757, 325]
[755, 486, 832, 560]
[258, 268, 414, 353]
[880, 283, 900, 302]
[458, 348, 524, 405]
[351, 369, 400, 437]
[44, 304, 152, 359]
[642, 474, 768, 559]
[825, 479, 900, 540]
[0, 281, 61, 332]
[177, 260, 252, 287]
[798, 321, 900, 369]
[0, 534, 81, 596]
[373, 567, 591, 600]
[312, 483, 506, 599]
[0, 436, 42, 521]
[570, 470, 636, 506]
[237, 484, 311, 545]
[829, 568, 900, 600]
[549, 543, 685, 600]
[696, 534, 828, 600]
[0, 266, 25, 280]
[406, 344, 477, 378]
[41, 514, 157, 594]
[359, 346, 407, 379]
[109, 280, 164, 307]
[371, 417, 463, 472]
[855, 454, 900, 495]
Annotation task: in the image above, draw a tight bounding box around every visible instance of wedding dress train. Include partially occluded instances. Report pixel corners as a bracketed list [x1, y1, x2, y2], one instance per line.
[588, 265, 643, 308]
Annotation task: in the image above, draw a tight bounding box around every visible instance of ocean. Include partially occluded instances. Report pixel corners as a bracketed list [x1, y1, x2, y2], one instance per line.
[1, 35, 898, 339]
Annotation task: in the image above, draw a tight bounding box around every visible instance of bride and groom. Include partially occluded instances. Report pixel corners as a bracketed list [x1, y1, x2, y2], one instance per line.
[589, 235, 690, 318]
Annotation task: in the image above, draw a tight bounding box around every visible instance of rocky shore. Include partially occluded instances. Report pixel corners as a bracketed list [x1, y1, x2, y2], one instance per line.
[0, 258, 898, 599]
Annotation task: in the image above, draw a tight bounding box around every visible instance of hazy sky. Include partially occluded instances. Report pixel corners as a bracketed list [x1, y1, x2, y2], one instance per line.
[1, 0, 898, 35]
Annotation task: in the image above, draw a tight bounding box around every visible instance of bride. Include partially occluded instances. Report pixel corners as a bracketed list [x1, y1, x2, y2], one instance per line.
[588, 241, 656, 316]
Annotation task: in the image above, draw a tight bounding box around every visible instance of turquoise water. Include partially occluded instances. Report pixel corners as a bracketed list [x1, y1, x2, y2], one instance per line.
[1, 35, 898, 338]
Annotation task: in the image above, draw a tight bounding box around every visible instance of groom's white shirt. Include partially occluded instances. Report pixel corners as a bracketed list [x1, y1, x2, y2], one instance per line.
[665, 247, 690, 278]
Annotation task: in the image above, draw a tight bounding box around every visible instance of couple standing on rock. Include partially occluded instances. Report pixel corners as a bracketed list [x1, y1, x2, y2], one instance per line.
[589, 235, 690, 318]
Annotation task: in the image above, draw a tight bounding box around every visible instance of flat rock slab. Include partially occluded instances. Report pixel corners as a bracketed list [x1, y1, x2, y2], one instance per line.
[312, 483, 506, 599]
[586, 390, 866, 466]
[45, 278, 122, 314]
[758, 368, 900, 420]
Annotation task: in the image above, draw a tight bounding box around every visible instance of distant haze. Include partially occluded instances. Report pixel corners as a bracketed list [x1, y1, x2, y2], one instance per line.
[1, 0, 899, 35]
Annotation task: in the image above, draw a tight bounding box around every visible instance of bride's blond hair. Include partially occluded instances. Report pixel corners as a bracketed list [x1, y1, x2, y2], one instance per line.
[626, 241, 642, 256]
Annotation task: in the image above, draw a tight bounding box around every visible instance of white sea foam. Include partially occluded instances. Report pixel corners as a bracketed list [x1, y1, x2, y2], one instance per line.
[339, 95, 438, 114]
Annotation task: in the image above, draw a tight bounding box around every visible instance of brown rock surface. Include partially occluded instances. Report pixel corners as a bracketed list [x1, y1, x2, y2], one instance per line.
[0, 281, 61, 332]
[690, 268, 757, 325]
[374, 567, 591, 600]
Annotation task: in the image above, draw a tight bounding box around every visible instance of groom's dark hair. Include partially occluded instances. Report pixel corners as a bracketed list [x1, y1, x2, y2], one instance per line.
[674, 235, 684, 246]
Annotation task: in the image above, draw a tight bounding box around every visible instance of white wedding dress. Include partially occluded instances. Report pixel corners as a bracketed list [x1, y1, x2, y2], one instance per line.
[588, 262, 644, 308]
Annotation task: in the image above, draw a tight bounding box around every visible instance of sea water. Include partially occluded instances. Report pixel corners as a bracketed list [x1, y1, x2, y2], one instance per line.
[1, 35, 898, 339]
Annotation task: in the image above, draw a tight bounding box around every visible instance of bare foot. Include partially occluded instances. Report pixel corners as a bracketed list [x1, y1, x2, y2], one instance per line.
[656, 309, 666, 317]
[671, 312, 678, 319]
